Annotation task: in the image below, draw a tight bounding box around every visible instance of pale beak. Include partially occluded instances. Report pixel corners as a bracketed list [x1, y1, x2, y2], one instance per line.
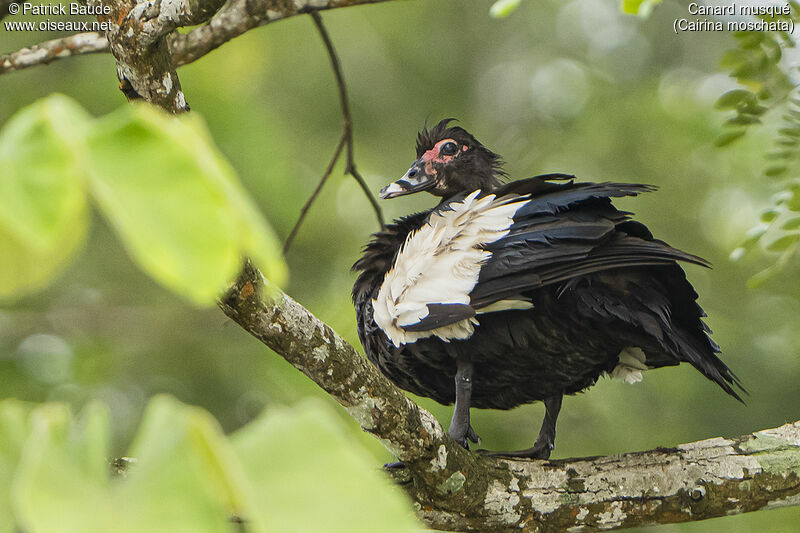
[379, 160, 436, 199]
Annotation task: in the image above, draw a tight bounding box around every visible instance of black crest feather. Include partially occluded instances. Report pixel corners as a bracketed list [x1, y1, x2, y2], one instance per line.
[415, 119, 506, 179]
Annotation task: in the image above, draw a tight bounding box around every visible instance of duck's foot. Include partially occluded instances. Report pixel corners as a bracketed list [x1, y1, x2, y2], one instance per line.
[477, 441, 554, 460]
[450, 423, 482, 449]
[479, 394, 562, 459]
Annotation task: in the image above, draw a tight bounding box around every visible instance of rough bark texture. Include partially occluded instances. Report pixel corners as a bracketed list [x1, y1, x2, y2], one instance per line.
[1, 1, 391, 76]
[0, 33, 110, 75]
[89, 0, 190, 111]
[220, 262, 800, 532]
[169, 0, 390, 66]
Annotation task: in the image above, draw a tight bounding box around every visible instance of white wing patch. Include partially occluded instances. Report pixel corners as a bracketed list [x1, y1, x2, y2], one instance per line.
[373, 190, 530, 347]
[609, 347, 649, 384]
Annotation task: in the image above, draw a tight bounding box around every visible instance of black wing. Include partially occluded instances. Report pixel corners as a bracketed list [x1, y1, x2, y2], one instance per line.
[403, 176, 706, 329]
[468, 176, 708, 308]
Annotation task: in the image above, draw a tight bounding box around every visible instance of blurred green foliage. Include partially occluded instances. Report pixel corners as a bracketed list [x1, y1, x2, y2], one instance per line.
[0, 396, 418, 532]
[621, 0, 662, 17]
[1, 0, 799, 530]
[490, 0, 522, 19]
[0, 95, 89, 299]
[710, 3, 800, 286]
[0, 96, 286, 304]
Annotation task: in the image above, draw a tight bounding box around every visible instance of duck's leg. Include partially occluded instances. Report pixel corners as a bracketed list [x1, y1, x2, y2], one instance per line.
[385, 358, 478, 468]
[480, 394, 563, 459]
[449, 357, 480, 448]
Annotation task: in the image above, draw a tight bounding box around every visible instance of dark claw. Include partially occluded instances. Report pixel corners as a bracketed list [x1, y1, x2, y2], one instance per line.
[477, 394, 562, 459]
[450, 423, 481, 449]
[450, 433, 471, 450]
[383, 460, 406, 469]
[466, 424, 481, 444]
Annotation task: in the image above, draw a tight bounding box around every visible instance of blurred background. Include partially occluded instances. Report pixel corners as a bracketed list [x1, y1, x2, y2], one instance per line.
[1, 0, 799, 530]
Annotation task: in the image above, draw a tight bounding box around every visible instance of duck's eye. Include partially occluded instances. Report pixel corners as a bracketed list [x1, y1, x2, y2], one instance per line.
[440, 141, 458, 156]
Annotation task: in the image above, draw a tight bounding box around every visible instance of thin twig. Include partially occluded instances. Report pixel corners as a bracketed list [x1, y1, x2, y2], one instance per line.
[311, 12, 352, 128]
[282, 12, 384, 254]
[282, 131, 348, 254]
[310, 11, 384, 230]
[348, 166, 385, 224]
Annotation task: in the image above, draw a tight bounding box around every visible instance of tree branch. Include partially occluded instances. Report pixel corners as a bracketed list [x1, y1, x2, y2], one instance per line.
[169, 0, 391, 66]
[310, 11, 385, 231]
[1, 33, 109, 75]
[1, 0, 392, 75]
[127, 0, 228, 47]
[282, 12, 384, 253]
[283, 130, 348, 253]
[92, 0, 188, 111]
[220, 261, 800, 532]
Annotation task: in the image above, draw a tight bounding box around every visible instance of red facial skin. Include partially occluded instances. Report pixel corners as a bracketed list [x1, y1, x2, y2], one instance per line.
[421, 138, 461, 176]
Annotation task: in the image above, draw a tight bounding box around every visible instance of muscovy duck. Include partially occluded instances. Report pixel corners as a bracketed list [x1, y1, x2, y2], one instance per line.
[352, 120, 743, 459]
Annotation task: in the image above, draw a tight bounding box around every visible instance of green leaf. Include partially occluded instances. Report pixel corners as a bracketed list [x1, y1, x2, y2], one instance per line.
[86, 104, 287, 307]
[178, 114, 287, 289]
[730, 50, 770, 80]
[741, 102, 769, 116]
[120, 395, 249, 533]
[734, 31, 765, 49]
[765, 165, 789, 177]
[489, 0, 521, 18]
[729, 247, 746, 261]
[0, 95, 91, 301]
[0, 401, 33, 533]
[772, 189, 795, 205]
[745, 223, 770, 240]
[765, 233, 800, 251]
[724, 114, 761, 126]
[714, 89, 755, 110]
[762, 37, 783, 62]
[776, 138, 799, 147]
[760, 208, 780, 222]
[11, 403, 112, 533]
[766, 149, 795, 159]
[715, 129, 746, 147]
[232, 399, 420, 533]
[788, 184, 800, 211]
[782, 216, 800, 230]
[747, 263, 781, 288]
[778, 126, 800, 137]
[621, 0, 661, 16]
[0, 398, 423, 533]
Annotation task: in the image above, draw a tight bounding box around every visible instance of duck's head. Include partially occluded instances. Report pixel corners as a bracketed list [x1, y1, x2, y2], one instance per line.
[379, 119, 505, 200]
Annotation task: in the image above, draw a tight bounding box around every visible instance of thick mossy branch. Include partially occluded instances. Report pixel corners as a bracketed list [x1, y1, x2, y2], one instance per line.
[220, 262, 800, 532]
